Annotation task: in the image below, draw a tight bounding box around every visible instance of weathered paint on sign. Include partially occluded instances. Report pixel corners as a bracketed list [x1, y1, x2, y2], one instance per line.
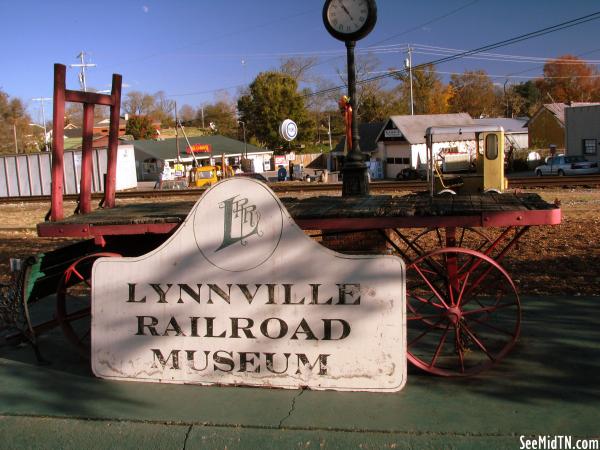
[92, 178, 406, 391]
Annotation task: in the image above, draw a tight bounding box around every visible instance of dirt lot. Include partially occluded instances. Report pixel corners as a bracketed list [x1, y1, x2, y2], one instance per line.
[1, 188, 599, 296]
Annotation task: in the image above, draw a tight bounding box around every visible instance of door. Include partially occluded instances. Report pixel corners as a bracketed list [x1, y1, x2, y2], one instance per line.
[482, 132, 505, 191]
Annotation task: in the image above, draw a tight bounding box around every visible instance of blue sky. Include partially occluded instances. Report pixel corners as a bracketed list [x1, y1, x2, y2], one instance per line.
[1, 0, 599, 122]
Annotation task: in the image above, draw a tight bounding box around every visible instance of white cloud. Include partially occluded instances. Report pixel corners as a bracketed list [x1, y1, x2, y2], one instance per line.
[142, 5, 149, 13]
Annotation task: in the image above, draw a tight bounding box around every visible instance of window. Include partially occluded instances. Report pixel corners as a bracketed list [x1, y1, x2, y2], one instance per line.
[386, 157, 410, 165]
[565, 156, 585, 163]
[485, 134, 498, 160]
[583, 139, 597, 155]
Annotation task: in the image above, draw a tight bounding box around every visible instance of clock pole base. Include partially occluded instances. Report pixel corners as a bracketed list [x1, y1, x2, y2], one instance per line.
[342, 162, 370, 196]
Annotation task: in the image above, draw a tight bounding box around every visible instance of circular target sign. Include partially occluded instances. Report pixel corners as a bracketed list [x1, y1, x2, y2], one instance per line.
[280, 119, 298, 142]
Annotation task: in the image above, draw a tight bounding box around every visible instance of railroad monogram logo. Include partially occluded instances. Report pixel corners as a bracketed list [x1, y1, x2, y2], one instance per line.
[216, 194, 263, 252]
[193, 179, 284, 272]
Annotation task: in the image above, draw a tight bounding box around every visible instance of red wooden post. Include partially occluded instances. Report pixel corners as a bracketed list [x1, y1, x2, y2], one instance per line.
[80, 103, 95, 214]
[104, 73, 122, 208]
[50, 63, 122, 218]
[51, 64, 66, 221]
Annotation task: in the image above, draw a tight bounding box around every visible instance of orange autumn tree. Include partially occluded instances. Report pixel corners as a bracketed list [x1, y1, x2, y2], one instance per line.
[536, 54, 600, 103]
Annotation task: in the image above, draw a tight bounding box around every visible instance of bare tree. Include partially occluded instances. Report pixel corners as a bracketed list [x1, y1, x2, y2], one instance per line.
[152, 91, 176, 126]
[178, 104, 196, 124]
[336, 53, 396, 122]
[280, 57, 319, 84]
[122, 90, 155, 115]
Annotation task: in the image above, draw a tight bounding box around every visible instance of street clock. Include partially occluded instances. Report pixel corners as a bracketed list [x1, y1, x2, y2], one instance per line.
[323, 0, 377, 42]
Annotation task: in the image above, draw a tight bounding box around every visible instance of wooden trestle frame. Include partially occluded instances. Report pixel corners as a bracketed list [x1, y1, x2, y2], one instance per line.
[50, 63, 122, 221]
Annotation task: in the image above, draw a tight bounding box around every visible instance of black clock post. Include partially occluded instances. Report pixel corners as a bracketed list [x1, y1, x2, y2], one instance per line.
[342, 39, 369, 196]
[322, 0, 377, 196]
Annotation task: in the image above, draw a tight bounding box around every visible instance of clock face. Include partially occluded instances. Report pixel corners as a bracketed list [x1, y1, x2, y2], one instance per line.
[323, 0, 376, 42]
[326, 0, 369, 34]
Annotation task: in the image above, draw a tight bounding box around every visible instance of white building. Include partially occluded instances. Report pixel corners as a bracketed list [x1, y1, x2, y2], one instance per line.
[375, 114, 476, 179]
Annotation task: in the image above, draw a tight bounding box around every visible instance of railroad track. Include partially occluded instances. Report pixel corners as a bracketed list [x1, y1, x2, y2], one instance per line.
[2, 175, 600, 204]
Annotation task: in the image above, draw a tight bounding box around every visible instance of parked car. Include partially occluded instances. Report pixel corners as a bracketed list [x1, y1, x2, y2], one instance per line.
[234, 172, 269, 183]
[396, 167, 426, 180]
[534, 155, 599, 176]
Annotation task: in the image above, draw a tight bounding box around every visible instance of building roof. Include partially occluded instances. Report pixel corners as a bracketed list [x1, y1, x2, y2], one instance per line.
[473, 117, 528, 133]
[533, 103, 600, 125]
[377, 113, 475, 144]
[132, 135, 270, 161]
[94, 118, 127, 128]
[333, 122, 384, 154]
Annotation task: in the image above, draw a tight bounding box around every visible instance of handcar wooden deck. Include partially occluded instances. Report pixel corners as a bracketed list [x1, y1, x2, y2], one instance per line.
[30, 191, 561, 377]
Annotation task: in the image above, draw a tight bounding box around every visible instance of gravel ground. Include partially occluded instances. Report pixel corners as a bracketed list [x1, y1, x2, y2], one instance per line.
[1, 188, 599, 296]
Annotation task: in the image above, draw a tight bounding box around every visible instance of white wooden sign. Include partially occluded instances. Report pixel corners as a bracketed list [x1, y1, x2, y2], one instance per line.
[92, 178, 406, 392]
[384, 129, 402, 138]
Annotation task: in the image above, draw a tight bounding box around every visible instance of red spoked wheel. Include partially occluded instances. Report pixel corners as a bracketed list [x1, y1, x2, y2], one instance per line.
[409, 227, 493, 256]
[56, 252, 121, 357]
[406, 247, 521, 376]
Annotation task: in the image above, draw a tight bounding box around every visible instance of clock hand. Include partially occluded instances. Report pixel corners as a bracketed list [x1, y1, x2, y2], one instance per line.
[339, 2, 355, 22]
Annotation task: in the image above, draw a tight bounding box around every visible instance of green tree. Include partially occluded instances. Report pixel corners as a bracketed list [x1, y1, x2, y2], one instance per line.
[357, 89, 399, 123]
[513, 81, 542, 116]
[202, 93, 238, 138]
[237, 71, 309, 149]
[125, 115, 157, 140]
[448, 70, 500, 118]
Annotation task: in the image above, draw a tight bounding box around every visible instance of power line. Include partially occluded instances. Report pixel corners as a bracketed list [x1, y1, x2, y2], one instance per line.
[368, 68, 600, 80]
[412, 50, 600, 65]
[505, 47, 600, 77]
[116, 3, 481, 101]
[150, 42, 600, 67]
[308, 0, 481, 70]
[107, 8, 317, 68]
[304, 9, 600, 98]
[369, 0, 481, 47]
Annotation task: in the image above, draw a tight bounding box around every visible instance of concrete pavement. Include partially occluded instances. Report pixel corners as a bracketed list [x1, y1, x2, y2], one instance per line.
[1, 295, 599, 449]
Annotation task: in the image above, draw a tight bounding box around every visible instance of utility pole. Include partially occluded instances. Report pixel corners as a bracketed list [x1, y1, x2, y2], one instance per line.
[327, 114, 333, 171]
[405, 45, 414, 115]
[32, 97, 52, 151]
[174, 101, 180, 160]
[239, 121, 247, 159]
[201, 105, 205, 129]
[13, 123, 18, 154]
[327, 115, 333, 152]
[503, 79, 509, 118]
[70, 51, 96, 92]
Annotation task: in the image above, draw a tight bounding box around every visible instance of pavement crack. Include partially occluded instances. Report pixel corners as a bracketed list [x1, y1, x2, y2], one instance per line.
[182, 424, 193, 450]
[278, 388, 305, 429]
